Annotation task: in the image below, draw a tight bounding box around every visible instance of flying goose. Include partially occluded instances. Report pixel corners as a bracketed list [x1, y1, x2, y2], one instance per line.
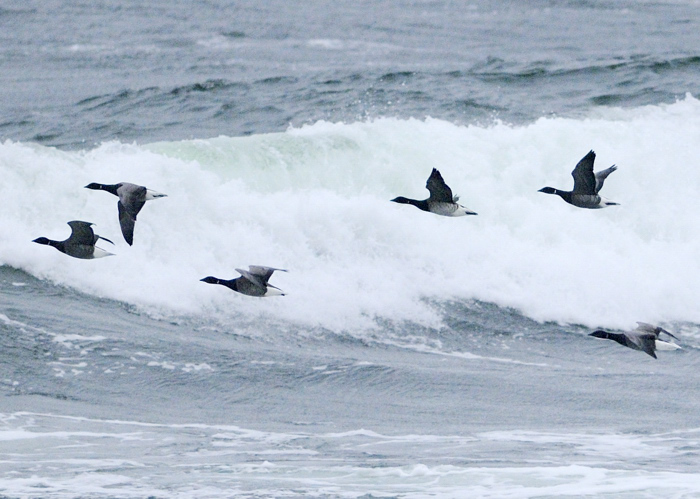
[201, 266, 287, 297]
[589, 322, 680, 359]
[85, 182, 167, 245]
[538, 150, 619, 208]
[391, 168, 477, 216]
[33, 221, 115, 259]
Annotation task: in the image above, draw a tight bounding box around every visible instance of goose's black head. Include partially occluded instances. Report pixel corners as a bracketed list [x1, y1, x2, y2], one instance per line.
[538, 187, 557, 195]
[391, 196, 412, 204]
[200, 276, 220, 285]
[32, 237, 51, 246]
[589, 330, 611, 339]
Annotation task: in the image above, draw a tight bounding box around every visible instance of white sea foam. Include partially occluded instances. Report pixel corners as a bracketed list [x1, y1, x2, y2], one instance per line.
[2, 96, 700, 331]
[2, 412, 700, 498]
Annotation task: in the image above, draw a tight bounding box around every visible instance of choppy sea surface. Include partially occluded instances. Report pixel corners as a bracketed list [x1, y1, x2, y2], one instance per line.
[2, 1, 700, 497]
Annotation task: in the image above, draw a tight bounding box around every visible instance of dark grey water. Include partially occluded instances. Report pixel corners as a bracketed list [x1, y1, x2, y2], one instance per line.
[2, 1, 700, 497]
[3, 0, 699, 148]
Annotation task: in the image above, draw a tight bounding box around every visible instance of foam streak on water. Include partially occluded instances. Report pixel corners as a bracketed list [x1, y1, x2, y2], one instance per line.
[2, 96, 700, 331]
[2, 412, 700, 499]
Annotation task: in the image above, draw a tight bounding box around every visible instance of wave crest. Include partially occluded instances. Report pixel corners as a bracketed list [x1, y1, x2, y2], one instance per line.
[2, 96, 700, 330]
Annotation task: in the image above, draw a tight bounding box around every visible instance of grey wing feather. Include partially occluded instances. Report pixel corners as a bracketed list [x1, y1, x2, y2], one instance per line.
[426, 168, 454, 203]
[571, 150, 597, 195]
[635, 322, 660, 335]
[633, 334, 658, 359]
[248, 265, 287, 284]
[118, 201, 136, 246]
[235, 268, 267, 289]
[594, 165, 617, 193]
[230, 278, 264, 296]
[67, 221, 97, 245]
[119, 184, 147, 218]
[636, 322, 678, 340]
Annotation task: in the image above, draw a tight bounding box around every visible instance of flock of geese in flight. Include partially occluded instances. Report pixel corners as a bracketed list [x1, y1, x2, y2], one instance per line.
[31, 150, 680, 359]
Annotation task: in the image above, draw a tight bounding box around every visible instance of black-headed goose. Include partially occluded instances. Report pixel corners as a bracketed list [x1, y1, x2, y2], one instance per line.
[589, 322, 680, 359]
[33, 221, 115, 259]
[391, 168, 477, 216]
[539, 150, 619, 208]
[201, 266, 287, 297]
[85, 182, 167, 245]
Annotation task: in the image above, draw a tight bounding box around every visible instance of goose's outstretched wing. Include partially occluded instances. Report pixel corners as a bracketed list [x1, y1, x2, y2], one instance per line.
[117, 202, 137, 246]
[635, 322, 678, 340]
[247, 266, 287, 284]
[571, 150, 597, 195]
[235, 268, 268, 291]
[118, 183, 147, 218]
[426, 168, 454, 203]
[631, 333, 658, 359]
[594, 165, 617, 193]
[67, 221, 97, 246]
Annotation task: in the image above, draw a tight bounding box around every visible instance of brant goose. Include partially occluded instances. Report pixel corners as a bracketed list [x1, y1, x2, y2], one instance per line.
[391, 168, 477, 216]
[589, 322, 679, 359]
[539, 150, 618, 208]
[33, 221, 115, 259]
[201, 266, 287, 297]
[85, 182, 167, 245]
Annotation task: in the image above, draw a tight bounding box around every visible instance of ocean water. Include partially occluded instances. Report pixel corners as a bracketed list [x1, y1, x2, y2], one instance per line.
[2, 1, 700, 497]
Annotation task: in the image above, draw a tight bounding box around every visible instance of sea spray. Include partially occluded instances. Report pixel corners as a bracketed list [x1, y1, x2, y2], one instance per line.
[2, 96, 700, 330]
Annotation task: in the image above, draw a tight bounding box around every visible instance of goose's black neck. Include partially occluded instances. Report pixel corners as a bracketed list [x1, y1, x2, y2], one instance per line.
[33, 238, 65, 253]
[541, 188, 573, 205]
[392, 196, 430, 212]
[86, 183, 120, 196]
[591, 330, 627, 347]
[203, 276, 239, 291]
